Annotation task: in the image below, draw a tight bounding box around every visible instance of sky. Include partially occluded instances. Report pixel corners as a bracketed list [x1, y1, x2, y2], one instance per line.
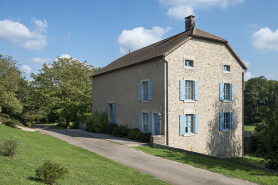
[1, 0, 278, 81]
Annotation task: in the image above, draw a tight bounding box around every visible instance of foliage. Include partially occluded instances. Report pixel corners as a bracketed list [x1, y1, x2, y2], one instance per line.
[0, 113, 10, 120]
[31, 57, 96, 128]
[127, 128, 143, 140]
[26, 122, 32, 128]
[4, 119, 17, 128]
[106, 123, 118, 134]
[244, 76, 278, 125]
[112, 124, 130, 137]
[1, 137, 19, 157]
[0, 55, 23, 114]
[36, 160, 69, 184]
[141, 133, 151, 143]
[86, 111, 108, 133]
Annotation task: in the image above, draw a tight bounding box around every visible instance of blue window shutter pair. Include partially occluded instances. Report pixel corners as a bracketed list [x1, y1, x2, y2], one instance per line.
[219, 83, 235, 101]
[231, 84, 235, 101]
[180, 80, 198, 101]
[179, 114, 199, 135]
[138, 81, 152, 101]
[112, 104, 116, 123]
[219, 113, 224, 131]
[148, 113, 152, 133]
[105, 104, 108, 117]
[138, 113, 142, 131]
[231, 112, 235, 130]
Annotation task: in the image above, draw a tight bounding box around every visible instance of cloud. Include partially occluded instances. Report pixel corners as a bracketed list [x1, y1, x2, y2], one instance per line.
[158, 0, 244, 20]
[0, 18, 48, 50]
[21, 65, 32, 75]
[266, 72, 278, 80]
[250, 27, 278, 51]
[244, 72, 254, 81]
[31, 57, 51, 63]
[55, 53, 72, 61]
[243, 60, 250, 68]
[118, 26, 171, 54]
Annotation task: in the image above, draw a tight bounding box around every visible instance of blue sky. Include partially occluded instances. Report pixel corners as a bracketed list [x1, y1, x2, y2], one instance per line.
[1, 0, 278, 81]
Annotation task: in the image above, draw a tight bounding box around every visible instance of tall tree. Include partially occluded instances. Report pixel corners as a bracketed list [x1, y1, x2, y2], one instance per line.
[31, 57, 95, 128]
[0, 55, 23, 114]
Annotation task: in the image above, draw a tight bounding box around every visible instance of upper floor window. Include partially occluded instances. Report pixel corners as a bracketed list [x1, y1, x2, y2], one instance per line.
[224, 65, 230, 72]
[180, 80, 199, 101]
[138, 80, 152, 101]
[185, 60, 194, 68]
[219, 83, 234, 101]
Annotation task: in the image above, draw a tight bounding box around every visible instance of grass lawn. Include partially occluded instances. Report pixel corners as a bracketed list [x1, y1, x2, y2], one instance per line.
[244, 125, 256, 132]
[134, 146, 278, 185]
[0, 125, 168, 185]
[230, 152, 266, 168]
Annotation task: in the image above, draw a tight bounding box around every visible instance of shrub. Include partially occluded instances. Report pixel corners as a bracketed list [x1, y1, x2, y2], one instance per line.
[265, 160, 278, 170]
[112, 124, 130, 137]
[86, 111, 108, 133]
[4, 120, 17, 128]
[0, 113, 10, 120]
[141, 133, 152, 143]
[127, 128, 143, 140]
[106, 123, 117, 134]
[36, 160, 69, 184]
[1, 137, 19, 157]
[26, 122, 32, 128]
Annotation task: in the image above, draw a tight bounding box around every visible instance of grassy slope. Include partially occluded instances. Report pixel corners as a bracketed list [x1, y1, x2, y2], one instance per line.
[244, 125, 256, 132]
[0, 125, 168, 185]
[134, 146, 278, 185]
[230, 152, 266, 168]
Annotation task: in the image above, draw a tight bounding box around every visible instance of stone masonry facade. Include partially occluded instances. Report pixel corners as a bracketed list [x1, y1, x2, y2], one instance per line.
[165, 38, 243, 158]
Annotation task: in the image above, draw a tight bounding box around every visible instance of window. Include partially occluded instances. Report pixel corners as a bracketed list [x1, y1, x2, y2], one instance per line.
[179, 114, 199, 135]
[185, 81, 193, 100]
[219, 83, 234, 101]
[143, 113, 148, 132]
[185, 114, 193, 133]
[185, 60, 193, 67]
[224, 65, 230, 72]
[180, 80, 199, 101]
[224, 113, 230, 130]
[138, 80, 152, 101]
[220, 112, 234, 131]
[224, 83, 230, 100]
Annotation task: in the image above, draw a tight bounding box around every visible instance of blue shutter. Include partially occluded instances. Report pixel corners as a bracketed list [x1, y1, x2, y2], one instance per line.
[231, 84, 235, 101]
[112, 104, 116, 123]
[231, 112, 235, 130]
[105, 104, 108, 117]
[219, 83, 224, 101]
[194, 114, 199, 134]
[148, 113, 152, 133]
[180, 80, 185, 101]
[219, 113, 224, 131]
[179, 115, 185, 135]
[138, 82, 141, 101]
[148, 81, 152, 101]
[194, 81, 199, 101]
[138, 113, 142, 131]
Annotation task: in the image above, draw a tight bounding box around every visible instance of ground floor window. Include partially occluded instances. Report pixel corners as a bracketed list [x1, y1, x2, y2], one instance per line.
[185, 114, 193, 133]
[220, 112, 235, 131]
[143, 113, 148, 132]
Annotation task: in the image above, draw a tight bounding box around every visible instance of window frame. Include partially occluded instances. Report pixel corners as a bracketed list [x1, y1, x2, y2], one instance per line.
[223, 65, 230, 72]
[184, 55, 195, 69]
[140, 79, 149, 102]
[142, 112, 149, 132]
[223, 112, 230, 131]
[185, 114, 194, 134]
[185, 80, 193, 100]
[224, 83, 230, 101]
[185, 60, 194, 68]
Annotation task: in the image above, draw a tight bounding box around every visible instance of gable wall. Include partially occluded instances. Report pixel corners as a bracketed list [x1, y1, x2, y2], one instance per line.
[165, 38, 244, 158]
[92, 59, 166, 135]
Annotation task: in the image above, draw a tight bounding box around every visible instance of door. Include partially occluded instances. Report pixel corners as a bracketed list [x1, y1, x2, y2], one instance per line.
[154, 114, 160, 135]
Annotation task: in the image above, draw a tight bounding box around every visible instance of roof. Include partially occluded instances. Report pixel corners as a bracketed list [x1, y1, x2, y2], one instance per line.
[92, 27, 247, 77]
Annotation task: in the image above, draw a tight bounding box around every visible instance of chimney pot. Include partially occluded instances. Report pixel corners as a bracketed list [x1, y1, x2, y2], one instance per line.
[185, 15, 195, 31]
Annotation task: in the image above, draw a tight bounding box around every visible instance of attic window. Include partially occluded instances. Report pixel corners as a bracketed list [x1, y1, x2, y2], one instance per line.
[185, 60, 194, 68]
[224, 65, 230, 72]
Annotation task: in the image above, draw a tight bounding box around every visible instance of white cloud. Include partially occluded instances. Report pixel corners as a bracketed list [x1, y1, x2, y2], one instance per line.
[158, 0, 244, 20]
[266, 72, 278, 80]
[250, 27, 278, 51]
[243, 60, 250, 68]
[0, 18, 48, 50]
[55, 53, 72, 61]
[118, 26, 171, 54]
[31, 57, 51, 63]
[21, 65, 32, 75]
[244, 72, 254, 81]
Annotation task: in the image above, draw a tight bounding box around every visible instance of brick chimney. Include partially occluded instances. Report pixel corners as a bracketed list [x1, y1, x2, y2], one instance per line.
[185, 15, 195, 31]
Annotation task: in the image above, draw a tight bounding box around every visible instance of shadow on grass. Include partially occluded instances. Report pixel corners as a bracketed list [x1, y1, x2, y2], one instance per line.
[27, 176, 42, 183]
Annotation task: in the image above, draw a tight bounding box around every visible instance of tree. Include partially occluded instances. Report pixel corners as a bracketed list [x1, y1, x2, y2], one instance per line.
[0, 55, 23, 114]
[31, 57, 95, 128]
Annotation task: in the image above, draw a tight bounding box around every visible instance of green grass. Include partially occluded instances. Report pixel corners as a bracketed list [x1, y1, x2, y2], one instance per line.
[0, 125, 168, 185]
[244, 125, 256, 132]
[134, 146, 278, 185]
[44, 123, 58, 126]
[230, 152, 266, 168]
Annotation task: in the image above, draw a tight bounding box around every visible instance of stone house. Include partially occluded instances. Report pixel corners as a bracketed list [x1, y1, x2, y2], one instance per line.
[91, 15, 248, 158]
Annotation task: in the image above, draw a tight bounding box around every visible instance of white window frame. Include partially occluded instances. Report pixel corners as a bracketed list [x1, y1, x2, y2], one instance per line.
[140, 79, 149, 102]
[141, 111, 149, 132]
[224, 83, 230, 101]
[223, 62, 231, 73]
[184, 55, 195, 69]
[185, 114, 194, 134]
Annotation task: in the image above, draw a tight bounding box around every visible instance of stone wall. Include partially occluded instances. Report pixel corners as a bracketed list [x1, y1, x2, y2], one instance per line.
[165, 38, 244, 158]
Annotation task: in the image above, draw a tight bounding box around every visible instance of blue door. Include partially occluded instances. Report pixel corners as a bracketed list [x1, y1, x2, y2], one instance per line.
[154, 114, 160, 135]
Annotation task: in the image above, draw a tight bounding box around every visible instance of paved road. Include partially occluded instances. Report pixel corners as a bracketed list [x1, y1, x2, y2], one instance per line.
[35, 128, 255, 185]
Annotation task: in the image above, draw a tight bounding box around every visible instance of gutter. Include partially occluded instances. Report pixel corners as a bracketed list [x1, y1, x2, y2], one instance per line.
[162, 56, 169, 146]
[242, 69, 246, 156]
